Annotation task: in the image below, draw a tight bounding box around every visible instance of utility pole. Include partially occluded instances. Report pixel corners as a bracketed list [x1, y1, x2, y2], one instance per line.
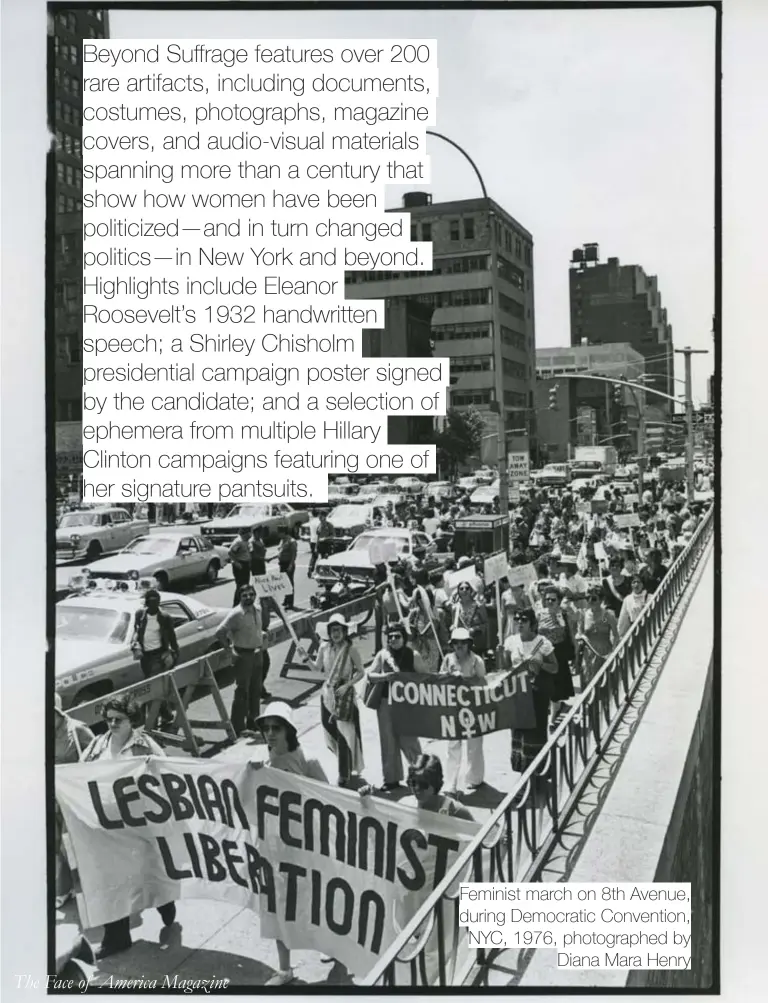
[675, 346, 708, 503]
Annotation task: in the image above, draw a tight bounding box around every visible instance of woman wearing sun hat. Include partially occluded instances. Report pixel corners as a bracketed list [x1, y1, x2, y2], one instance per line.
[439, 627, 486, 797]
[298, 613, 364, 787]
[250, 702, 329, 985]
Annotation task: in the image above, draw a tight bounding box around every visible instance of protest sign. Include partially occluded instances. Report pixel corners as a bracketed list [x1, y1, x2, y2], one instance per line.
[591, 499, 609, 514]
[506, 563, 538, 589]
[576, 501, 590, 514]
[445, 564, 479, 592]
[55, 759, 479, 978]
[251, 571, 291, 601]
[614, 513, 641, 529]
[594, 541, 608, 562]
[483, 551, 508, 584]
[368, 539, 399, 566]
[623, 493, 640, 507]
[388, 670, 537, 738]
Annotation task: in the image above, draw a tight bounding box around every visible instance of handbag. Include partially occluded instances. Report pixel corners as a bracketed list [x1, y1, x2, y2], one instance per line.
[362, 676, 386, 712]
[330, 648, 356, 722]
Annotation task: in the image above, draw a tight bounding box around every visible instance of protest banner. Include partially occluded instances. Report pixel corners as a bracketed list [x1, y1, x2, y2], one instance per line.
[614, 513, 641, 529]
[55, 759, 479, 978]
[388, 670, 537, 738]
[506, 563, 538, 589]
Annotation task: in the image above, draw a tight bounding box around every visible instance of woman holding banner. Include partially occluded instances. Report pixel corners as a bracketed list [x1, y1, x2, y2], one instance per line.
[440, 627, 486, 797]
[364, 621, 427, 790]
[250, 702, 331, 986]
[504, 608, 559, 777]
[80, 694, 176, 960]
[300, 614, 364, 787]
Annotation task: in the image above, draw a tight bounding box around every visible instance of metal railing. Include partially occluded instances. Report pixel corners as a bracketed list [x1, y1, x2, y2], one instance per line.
[362, 506, 714, 987]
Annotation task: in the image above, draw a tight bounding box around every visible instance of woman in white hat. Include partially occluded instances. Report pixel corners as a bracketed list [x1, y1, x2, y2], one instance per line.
[439, 627, 486, 797]
[251, 702, 329, 986]
[299, 614, 364, 787]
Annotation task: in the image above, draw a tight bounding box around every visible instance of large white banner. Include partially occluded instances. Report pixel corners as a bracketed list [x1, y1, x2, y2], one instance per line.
[55, 758, 479, 977]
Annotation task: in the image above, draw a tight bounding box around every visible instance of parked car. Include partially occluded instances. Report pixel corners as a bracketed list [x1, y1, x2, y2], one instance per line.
[424, 480, 457, 503]
[56, 507, 150, 562]
[393, 476, 425, 496]
[314, 527, 445, 588]
[327, 482, 361, 505]
[85, 533, 229, 590]
[200, 502, 309, 546]
[457, 475, 483, 492]
[531, 464, 571, 487]
[55, 582, 231, 710]
[300, 503, 375, 549]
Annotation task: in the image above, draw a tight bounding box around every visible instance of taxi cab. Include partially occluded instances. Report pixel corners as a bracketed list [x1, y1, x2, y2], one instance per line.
[55, 575, 231, 710]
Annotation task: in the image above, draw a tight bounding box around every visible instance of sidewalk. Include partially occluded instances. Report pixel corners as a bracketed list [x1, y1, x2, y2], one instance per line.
[56, 684, 521, 987]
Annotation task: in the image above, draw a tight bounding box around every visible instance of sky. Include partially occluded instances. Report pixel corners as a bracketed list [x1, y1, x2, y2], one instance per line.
[112, 4, 716, 403]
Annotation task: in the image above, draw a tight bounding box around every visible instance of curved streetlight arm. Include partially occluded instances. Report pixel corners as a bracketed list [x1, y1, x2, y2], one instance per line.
[425, 130, 488, 199]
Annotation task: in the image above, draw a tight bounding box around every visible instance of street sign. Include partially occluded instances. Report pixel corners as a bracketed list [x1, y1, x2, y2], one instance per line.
[507, 451, 530, 484]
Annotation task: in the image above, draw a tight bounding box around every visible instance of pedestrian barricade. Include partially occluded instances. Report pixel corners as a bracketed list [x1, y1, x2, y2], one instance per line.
[275, 592, 377, 693]
[362, 505, 714, 987]
[68, 650, 237, 756]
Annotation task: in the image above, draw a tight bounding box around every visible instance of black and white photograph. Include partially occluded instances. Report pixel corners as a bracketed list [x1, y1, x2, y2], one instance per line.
[2, 0, 763, 998]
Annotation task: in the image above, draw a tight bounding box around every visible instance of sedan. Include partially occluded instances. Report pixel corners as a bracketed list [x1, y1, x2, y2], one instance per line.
[200, 502, 309, 546]
[85, 534, 229, 590]
[55, 587, 231, 710]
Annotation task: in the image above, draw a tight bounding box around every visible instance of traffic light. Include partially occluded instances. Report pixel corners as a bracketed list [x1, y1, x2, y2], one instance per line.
[613, 383, 623, 407]
[548, 384, 559, 410]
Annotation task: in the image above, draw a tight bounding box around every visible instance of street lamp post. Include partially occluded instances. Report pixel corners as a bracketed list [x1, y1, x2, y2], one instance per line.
[675, 346, 709, 503]
[424, 129, 510, 515]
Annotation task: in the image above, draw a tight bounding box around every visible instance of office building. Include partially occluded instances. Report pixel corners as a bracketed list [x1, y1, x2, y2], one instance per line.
[535, 343, 646, 463]
[346, 193, 536, 463]
[569, 244, 674, 416]
[362, 298, 435, 448]
[49, 8, 109, 494]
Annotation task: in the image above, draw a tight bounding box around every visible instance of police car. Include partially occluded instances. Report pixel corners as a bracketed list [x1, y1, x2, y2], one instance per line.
[55, 574, 231, 710]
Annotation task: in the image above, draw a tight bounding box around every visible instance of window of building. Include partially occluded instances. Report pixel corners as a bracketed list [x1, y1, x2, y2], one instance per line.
[75, 198, 82, 211]
[73, 137, 81, 157]
[61, 103, 71, 123]
[69, 45, 78, 64]
[497, 254, 525, 290]
[68, 13, 77, 32]
[524, 244, 532, 266]
[71, 77, 80, 96]
[439, 254, 489, 275]
[57, 399, 82, 421]
[515, 237, 522, 259]
[504, 390, 528, 408]
[451, 355, 493, 375]
[504, 231, 512, 252]
[57, 194, 67, 214]
[494, 221, 502, 244]
[55, 99, 62, 120]
[410, 223, 418, 241]
[451, 390, 491, 407]
[94, 10, 104, 21]
[449, 219, 460, 241]
[54, 67, 61, 87]
[56, 13, 69, 30]
[53, 35, 60, 56]
[502, 358, 527, 379]
[68, 336, 82, 364]
[463, 217, 475, 240]
[66, 196, 75, 213]
[420, 221, 431, 241]
[500, 325, 526, 351]
[415, 287, 491, 309]
[66, 165, 74, 187]
[55, 130, 63, 149]
[433, 322, 491, 342]
[498, 293, 525, 320]
[75, 168, 82, 188]
[56, 162, 65, 183]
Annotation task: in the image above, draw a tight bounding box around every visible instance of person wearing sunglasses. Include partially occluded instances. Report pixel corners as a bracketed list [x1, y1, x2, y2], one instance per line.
[451, 581, 489, 654]
[576, 587, 619, 687]
[601, 555, 631, 617]
[250, 702, 330, 985]
[364, 622, 426, 791]
[80, 694, 173, 960]
[439, 627, 486, 797]
[504, 608, 559, 777]
[399, 754, 475, 820]
[536, 586, 578, 717]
